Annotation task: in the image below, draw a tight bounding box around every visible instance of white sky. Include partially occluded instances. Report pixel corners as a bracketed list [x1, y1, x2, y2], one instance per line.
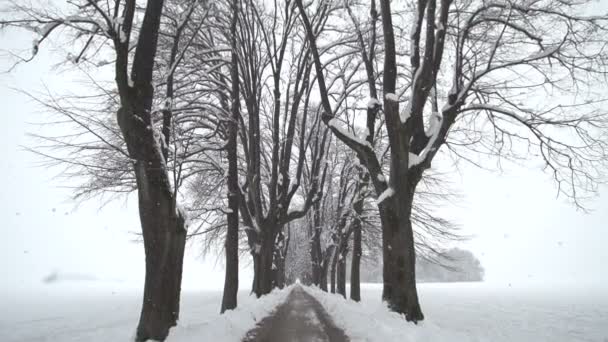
[1, 7, 607, 295]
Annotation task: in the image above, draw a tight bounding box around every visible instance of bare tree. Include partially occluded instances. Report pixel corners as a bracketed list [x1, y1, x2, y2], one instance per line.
[297, 0, 608, 322]
[221, 0, 240, 314]
[1, 0, 214, 339]
[232, 0, 335, 297]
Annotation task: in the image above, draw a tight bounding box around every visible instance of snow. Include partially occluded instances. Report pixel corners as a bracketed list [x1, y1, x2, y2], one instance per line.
[400, 101, 412, 124]
[357, 127, 370, 141]
[327, 119, 372, 148]
[0, 284, 293, 342]
[375, 187, 395, 205]
[35, 22, 58, 38]
[367, 98, 381, 109]
[110, 16, 128, 43]
[118, 29, 128, 44]
[408, 111, 442, 169]
[527, 45, 560, 60]
[408, 152, 424, 168]
[2, 282, 607, 341]
[427, 111, 441, 138]
[384, 93, 399, 102]
[303, 282, 608, 342]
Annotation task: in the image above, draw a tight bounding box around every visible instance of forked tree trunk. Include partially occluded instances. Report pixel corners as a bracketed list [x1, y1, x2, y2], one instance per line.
[377, 0, 424, 321]
[295, 0, 424, 322]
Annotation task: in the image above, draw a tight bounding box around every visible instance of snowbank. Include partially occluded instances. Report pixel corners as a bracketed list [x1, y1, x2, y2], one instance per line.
[168, 285, 293, 342]
[0, 284, 293, 342]
[302, 285, 455, 341]
[2, 282, 607, 341]
[302, 282, 608, 342]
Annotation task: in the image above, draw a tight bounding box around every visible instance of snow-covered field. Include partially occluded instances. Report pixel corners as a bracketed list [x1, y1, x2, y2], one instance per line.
[0, 283, 293, 342]
[1, 282, 607, 341]
[308, 283, 608, 342]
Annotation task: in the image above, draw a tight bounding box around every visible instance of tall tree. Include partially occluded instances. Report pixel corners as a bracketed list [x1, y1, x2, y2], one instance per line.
[297, 0, 608, 322]
[234, 0, 332, 297]
[0, 0, 216, 339]
[221, 0, 241, 314]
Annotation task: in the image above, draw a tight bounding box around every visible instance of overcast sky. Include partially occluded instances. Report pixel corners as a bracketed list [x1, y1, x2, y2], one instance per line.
[1, 8, 607, 296]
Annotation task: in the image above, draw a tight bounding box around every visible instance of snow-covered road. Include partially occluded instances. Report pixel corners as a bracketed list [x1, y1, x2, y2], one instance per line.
[243, 286, 347, 342]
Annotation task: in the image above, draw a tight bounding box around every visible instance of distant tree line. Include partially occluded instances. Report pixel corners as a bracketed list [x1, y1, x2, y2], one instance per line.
[357, 248, 484, 283]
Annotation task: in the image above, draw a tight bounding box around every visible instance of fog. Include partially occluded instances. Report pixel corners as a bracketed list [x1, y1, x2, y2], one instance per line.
[1, 23, 607, 296]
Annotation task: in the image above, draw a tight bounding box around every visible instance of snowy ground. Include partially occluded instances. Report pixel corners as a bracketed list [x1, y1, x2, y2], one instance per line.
[1, 282, 607, 341]
[0, 283, 293, 342]
[308, 283, 608, 342]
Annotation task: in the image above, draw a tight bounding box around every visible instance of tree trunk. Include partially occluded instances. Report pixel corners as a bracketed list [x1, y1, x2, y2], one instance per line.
[350, 172, 366, 302]
[272, 230, 287, 289]
[134, 163, 187, 342]
[337, 251, 347, 298]
[252, 228, 277, 297]
[381, 189, 424, 322]
[274, 252, 286, 288]
[350, 214, 362, 302]
[376, 0, 425, 317]
[220, 0, 240, 314]
[110, 1, 190, 340]
[330, 248, 338, 293]
[310, 203, 323, 287]
[320, 254, 329, 292]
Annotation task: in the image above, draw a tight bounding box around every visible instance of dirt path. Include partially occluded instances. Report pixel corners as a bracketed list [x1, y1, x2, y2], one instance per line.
[243, 286, 349, 342]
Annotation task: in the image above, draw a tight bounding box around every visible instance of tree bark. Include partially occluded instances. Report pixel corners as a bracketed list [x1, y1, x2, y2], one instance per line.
[350, 204, 362, 301]
[110, 0, 190, 340]
[296, 0, 455, 323]
[350, 171, 366, 302]
[310, 202, 323, 287]
[380, 189, 424, 322]
[272, 230, 288, 289]
[134, 162, 187, 342]
[330, 247, 338, 293]
[378, 0, 424, 323]
[221, 0, 240, 314]
[320, 249, 330, 292]
[251, 226, 277, 297]
[337, 250, 347, 298]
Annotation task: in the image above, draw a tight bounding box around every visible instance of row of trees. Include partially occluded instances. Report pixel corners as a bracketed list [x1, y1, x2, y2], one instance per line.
[3, 0, 608, 340]
[355, 248, 485, 283]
